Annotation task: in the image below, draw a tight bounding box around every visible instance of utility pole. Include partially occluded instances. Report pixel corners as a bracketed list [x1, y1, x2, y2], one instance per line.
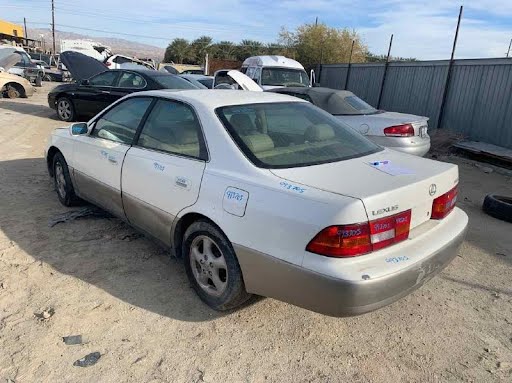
[315, 17, 318, 26]
[507, 38, 512, 58]
[51, 0, 56, 54]
[23, 17, 28, 45]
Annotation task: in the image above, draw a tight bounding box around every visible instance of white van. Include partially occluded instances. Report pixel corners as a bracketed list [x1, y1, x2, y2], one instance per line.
[240, 55, 310, 90]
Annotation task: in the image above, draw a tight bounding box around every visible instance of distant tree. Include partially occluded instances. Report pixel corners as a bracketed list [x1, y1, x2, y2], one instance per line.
[189, 36, 213, 65]
[211, 41, 237, 60]
[278, 23, 368, 68]
[366, 52, 417, 62]
[234, 40, 268, 61]
[164, 38, 190, 64]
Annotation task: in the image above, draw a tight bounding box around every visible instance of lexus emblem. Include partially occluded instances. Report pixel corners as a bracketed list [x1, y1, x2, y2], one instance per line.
[429, 184, 437, 196]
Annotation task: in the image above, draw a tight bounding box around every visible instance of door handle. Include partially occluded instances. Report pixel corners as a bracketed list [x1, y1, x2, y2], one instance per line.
[108, 156, 118, 164]
[101, 90, 111, 94]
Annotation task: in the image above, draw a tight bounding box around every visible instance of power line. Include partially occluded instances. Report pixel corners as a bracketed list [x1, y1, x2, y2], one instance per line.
[16, 20, 291, 49]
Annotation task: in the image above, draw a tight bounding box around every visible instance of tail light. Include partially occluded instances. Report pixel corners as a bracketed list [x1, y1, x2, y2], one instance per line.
[431, 185, 458, 219]
[105, 62, 111, 67]
[384, 124, 415, 137]
[306, 210, 411, 257]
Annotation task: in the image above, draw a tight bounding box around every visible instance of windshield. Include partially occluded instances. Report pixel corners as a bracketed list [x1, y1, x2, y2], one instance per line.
[216, 102, 381, 169]
[261, 68, 309, 87]
[152, 74, 198, 89]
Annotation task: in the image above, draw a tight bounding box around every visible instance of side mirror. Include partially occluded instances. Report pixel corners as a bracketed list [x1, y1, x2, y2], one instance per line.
[80, 79, 90, 86]
[70, 122, 88, 135]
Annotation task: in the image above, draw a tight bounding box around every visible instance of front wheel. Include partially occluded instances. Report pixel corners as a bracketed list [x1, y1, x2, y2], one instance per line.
[56, 97, 76, 122]
[53, 152, 79, 206]
[183, 221, 251, 311]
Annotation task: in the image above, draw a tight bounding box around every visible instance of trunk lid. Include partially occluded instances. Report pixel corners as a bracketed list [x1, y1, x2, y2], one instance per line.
[339, 112, 429, 137]
[270, 149, 458, 230]
[60, 50, 108, 82]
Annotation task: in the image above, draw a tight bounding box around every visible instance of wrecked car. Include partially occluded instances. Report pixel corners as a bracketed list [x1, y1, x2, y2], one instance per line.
[48, 51, 199, 121]
[45, 89, 468, 316]
[0, 48, 35, 99]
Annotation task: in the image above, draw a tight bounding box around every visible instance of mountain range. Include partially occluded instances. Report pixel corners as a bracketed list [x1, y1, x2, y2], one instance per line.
[28, 28, 165, 61]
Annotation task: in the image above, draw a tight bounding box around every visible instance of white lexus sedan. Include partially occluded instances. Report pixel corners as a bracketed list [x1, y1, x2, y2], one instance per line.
[45, 90, 468, 316]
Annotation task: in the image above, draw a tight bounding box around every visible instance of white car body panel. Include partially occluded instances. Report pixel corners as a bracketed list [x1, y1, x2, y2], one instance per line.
[45, 90, 468, 316]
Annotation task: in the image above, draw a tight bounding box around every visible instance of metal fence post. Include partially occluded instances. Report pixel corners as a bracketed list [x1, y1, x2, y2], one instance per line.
[344, 40, 355, 90]
[437, 5, 463, 129]
[377, 34, 393, 109]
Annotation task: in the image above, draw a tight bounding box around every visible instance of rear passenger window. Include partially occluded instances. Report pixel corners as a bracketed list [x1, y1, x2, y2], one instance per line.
[118, 72, 146, 88]
[137, 100, 206, 160]
[92, 97, 152, 144]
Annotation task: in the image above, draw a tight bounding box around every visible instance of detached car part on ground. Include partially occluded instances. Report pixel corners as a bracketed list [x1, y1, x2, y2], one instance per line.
[0, 48, 35, 99]
[45, 89, 468, 316]
[268, 87, 431, 157]
[48, 51, 198, 121]
[483, 194, 512, 223]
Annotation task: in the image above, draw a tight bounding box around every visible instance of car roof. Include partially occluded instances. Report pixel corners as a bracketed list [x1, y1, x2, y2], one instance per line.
[270, 87, 354, 98]
[242, 55, 304, 70]
[129, 89, 306, 109]
[180, 74, 212, 80]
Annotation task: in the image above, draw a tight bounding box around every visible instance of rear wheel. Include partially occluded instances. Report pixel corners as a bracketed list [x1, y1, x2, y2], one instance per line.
[183, 220, 251, 311]
[35, 73, 43, 87]
[56, 97, 76, 122]
[53, 152, 79, 206]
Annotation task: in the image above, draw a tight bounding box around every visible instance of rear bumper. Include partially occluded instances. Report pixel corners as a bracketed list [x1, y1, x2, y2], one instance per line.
[368, 135, 431, 157]
[235, 209, 468, 317]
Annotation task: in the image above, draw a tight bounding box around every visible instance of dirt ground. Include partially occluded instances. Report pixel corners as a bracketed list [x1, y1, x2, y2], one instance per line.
[1, 83, 512, 383]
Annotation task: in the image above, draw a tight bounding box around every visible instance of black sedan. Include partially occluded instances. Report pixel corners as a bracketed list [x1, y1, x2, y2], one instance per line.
[48, 51, 197, 121]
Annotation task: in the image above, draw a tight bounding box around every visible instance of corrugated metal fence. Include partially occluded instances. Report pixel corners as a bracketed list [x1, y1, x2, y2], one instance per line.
[318, 58, 512, 149]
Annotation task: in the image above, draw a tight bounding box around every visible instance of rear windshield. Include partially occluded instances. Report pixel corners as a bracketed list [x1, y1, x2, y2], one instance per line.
[316, 93, 378, 115]
[216, 102, 381, 169]
[152, 74, 198, 89]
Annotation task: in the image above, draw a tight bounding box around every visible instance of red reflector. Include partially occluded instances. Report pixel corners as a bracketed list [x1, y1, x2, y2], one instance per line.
[105, 62, 111, 67]
[384, 124, 415, 137]
[431, 185, 458, 219]
[306, 210, 412, 257]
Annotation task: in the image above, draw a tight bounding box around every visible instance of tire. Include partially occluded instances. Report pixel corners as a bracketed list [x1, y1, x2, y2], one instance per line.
[56, 97, 76, 122]
[183, 220, 251, 311]
[53, 152, 79, 207]
[35, 74, 43, 87]
[5, 84, 21, 99]
[483, 194, 512, 223]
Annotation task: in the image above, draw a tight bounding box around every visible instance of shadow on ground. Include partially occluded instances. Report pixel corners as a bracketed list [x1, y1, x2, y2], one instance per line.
[0, 157, 260, 322]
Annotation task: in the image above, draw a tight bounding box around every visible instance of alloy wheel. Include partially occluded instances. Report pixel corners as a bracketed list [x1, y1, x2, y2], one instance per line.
[58, 99, 71, 120]
[55, 162, 67, 198]
[189, 235, 228, 297]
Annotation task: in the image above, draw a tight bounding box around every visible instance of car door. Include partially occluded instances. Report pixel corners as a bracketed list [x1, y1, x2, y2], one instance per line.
[122, 99, 208, 245]
[73, 71, 120, 116]
[72, 97, 153, 218]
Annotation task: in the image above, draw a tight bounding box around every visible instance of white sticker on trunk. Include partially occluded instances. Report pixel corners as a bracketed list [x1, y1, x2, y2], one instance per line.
[368, 161, 414, 176]
[223, 187, 249, 217]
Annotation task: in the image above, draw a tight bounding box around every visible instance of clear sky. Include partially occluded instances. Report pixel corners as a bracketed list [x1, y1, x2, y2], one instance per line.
[2, 0, 512, 59]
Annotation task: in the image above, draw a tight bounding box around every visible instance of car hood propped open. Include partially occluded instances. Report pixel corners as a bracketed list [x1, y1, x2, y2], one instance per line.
[60, 50, 108, 82]
[0, 49, 19, 71]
